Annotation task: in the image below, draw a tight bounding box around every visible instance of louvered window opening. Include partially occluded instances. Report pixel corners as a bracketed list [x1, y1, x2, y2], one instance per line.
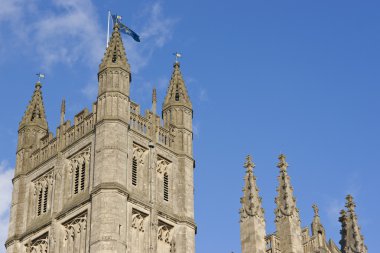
[164, 173, 169, 201]
[73, 161, 86, 195]
[43, 186, 48, 213]
[74, 166, 80, 194]
[132, 157, 137, 186]
[37, 189, 43, 216]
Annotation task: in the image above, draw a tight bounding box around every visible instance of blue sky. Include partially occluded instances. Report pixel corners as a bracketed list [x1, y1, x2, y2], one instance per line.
[0, 0, 379, 252]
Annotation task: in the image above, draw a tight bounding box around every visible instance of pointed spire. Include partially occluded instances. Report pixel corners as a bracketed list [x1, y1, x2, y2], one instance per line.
[239, 155, 266, 253]
[240, 155, 264, 219]
[340, 195, 367, 253]
[152, 88, 157, 115]
[274, 154, 299, 219]
[163, 62, 192, 110]
[19, 81, 48, 130]
[99, 23, 130, 74]
[311, 204, 326, 240]
[274, 154, 303, 253]
[60, 99, 65, 125]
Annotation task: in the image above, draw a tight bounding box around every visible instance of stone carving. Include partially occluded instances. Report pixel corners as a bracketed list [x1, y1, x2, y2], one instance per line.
[133, 144, 147, 164]
[156, 157, 171, 174]
[131, 212, 145, 232]
[28, 234, 49, 253]
[64, 213, 87, 240]
[158, 225, 171, 244]
[33, 170, 54, 217]
[68, 148, 90, 174]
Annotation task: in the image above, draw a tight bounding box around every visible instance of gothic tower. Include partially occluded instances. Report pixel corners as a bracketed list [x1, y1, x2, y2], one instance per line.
[5, 22, 196, 253]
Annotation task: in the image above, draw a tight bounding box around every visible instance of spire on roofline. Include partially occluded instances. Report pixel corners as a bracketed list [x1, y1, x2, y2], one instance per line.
[99, 23, 130, 75]
[163, 62, 192, 110]
[240, 155, 264, 220]
[274, 154, 299, 221]
[19, 81, 48, 131]
[340, 195, 367, 253]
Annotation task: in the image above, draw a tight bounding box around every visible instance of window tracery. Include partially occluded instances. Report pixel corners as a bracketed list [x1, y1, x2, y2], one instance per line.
[33, 170, 54, 217]
[68, 147, 90, 195]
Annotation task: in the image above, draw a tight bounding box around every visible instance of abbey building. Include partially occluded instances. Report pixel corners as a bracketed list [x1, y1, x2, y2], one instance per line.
[240, 155, 367, 253]
[5, 23, 195, 253]
[5, 22, 367, 253]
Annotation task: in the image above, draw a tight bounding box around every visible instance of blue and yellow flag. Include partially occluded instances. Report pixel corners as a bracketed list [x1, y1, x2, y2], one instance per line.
[112, 14, 140, 42]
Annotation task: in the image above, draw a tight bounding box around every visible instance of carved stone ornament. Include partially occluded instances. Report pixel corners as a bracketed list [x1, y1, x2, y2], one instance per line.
[33, 170, 54, 196]
[156, 157, 171, 174]
[158, 225, 171, 244]
[133, 144, 147, 164]
[28, 234, 49, 253]
[68, 147, 90, 174]
[131, 213, 145, 232]
[64, 213, 87, 241]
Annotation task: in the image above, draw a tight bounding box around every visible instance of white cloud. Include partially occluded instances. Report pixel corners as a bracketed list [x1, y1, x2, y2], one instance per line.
[124, 1, 177, 73]
[0, 0, 103, 70]
[0, 160, 14, 249]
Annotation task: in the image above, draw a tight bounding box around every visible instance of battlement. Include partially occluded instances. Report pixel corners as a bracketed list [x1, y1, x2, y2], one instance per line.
[28, 99, 175, 171]
[29, 105, 96, 171]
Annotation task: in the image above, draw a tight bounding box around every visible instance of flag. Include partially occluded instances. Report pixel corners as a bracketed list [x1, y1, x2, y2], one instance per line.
[112, 14, 140, 42]
[36, 73, 45, 79]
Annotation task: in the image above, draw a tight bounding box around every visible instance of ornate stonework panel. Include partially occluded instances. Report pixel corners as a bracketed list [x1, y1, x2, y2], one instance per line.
[156, 157, 171, 174]
[131, 209, 147, 232]
[27, 233, 49, 253]
[62, 212, 87, 253]
[132, 143, 147, 164]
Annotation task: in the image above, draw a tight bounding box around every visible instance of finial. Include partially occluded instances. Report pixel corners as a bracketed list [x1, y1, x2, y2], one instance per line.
[152, 88, 157, 115]
[312, 204, 319, 216]
[173, 52, 182, 64]
[244, 155, 255, 171]
[35, 73, 45, 89]
[277, 154, 288, 171]
[345, 194, 356, 211]
[60, 99, 66, 125]
[152, 88, 157, 102]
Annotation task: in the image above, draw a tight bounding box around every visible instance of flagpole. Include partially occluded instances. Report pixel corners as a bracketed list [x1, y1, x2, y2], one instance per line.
[106, 10, 111, 48]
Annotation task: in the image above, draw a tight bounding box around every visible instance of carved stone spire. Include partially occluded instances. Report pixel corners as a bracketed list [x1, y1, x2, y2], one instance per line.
[240, 155, 264, 219]
[274, 154, 303, 253]
[60, 99, 65, 125]
[99, 23, 130, 73]
[19, 81, 48, 131]
[339, 195, 367, 253]
[97, 22, 131, 98]
[311, 204, 327, 248]
[240, 155, 266, 253]
[152, 88, 157, 115]
[162, 62, 192, 111]
[274, 154, 299, 219]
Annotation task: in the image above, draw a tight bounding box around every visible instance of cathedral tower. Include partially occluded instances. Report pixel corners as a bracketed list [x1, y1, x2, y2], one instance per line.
[6, 21, 196, 253]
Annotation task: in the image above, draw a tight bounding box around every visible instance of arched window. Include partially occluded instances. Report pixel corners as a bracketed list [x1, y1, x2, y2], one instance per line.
[132, 157, 137, 186]
[164, 173, 169, 201]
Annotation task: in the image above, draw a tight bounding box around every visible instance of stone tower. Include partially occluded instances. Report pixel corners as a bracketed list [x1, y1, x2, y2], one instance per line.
[5, 22, 196, 253]
[240, 154, 367, 253]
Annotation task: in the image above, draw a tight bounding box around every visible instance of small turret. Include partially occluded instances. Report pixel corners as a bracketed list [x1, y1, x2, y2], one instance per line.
[311, 204, 327, 248]
[239, 155, 266, 253]
[96, 22, 131, 123]
[152, 88, 157, 115]
[162, 61, 192, 155]
[339, 195, 367, 253]
[274, 154, 303, 253]
[60, 99, 65, 125]
[18, 81, 48, 152]
[98, 22, 131, 97]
